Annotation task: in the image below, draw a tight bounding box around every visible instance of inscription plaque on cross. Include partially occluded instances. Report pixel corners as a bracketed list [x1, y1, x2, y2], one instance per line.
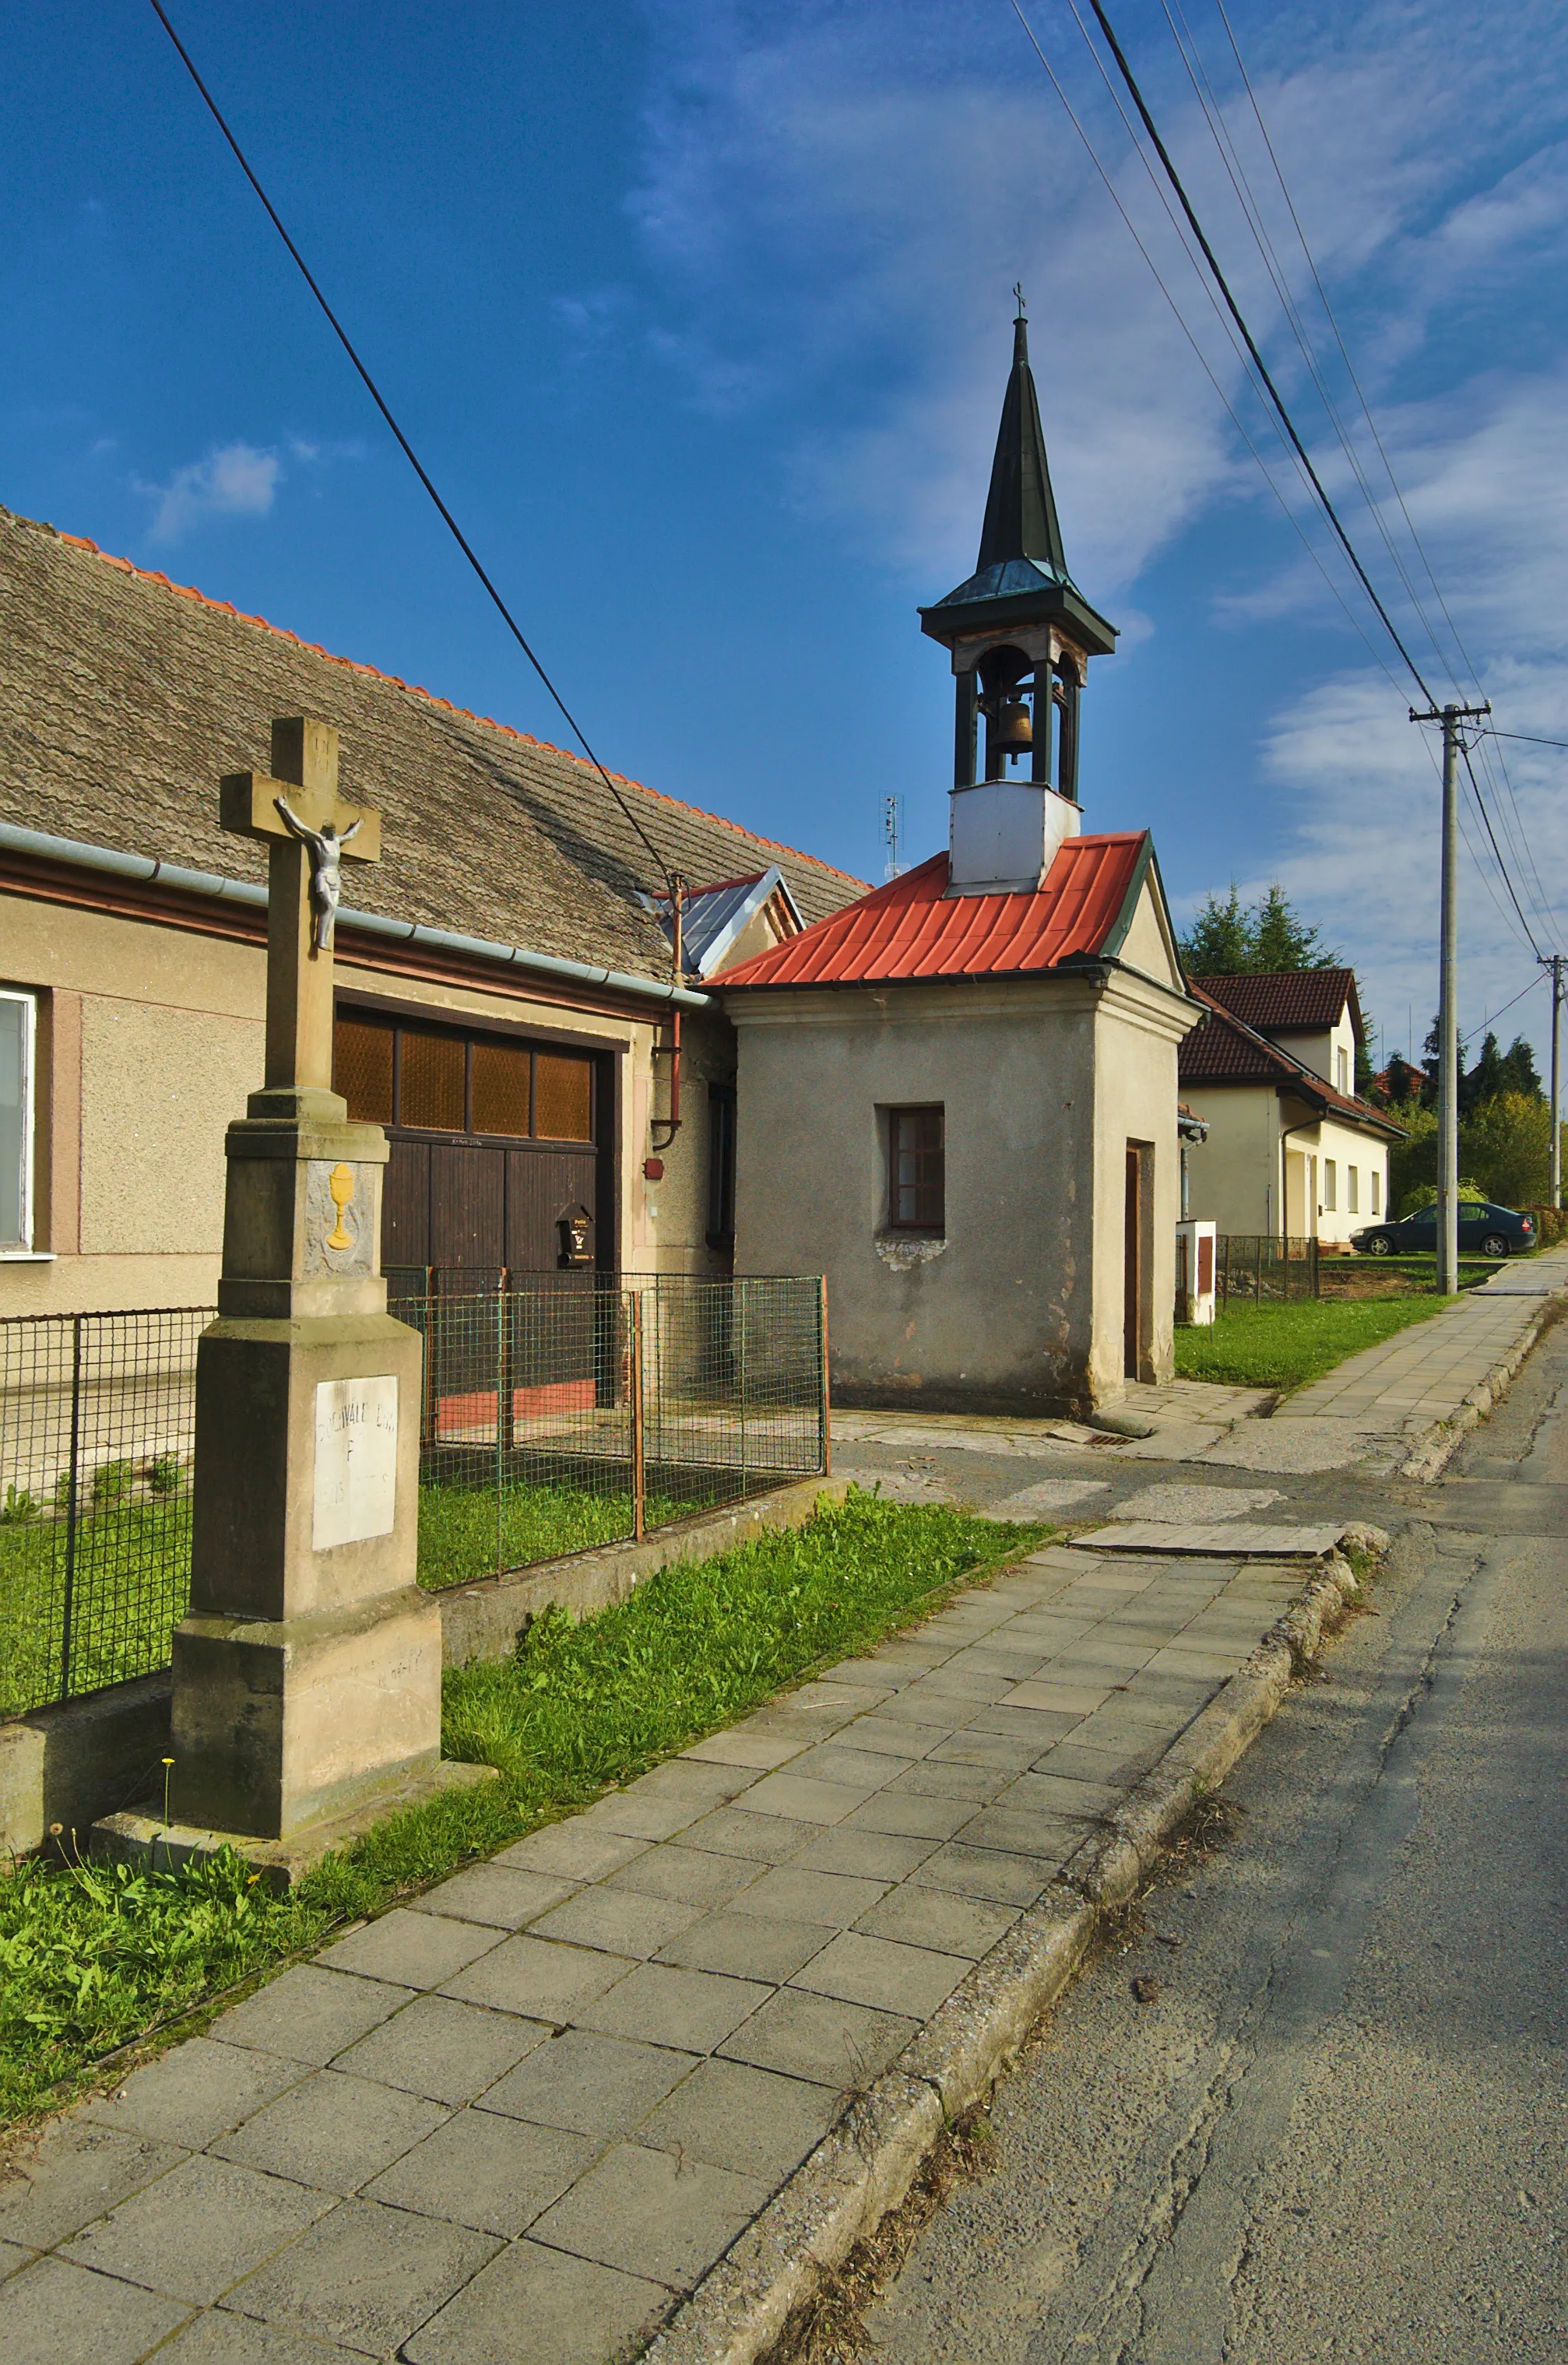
[220, 715, 381, 1093]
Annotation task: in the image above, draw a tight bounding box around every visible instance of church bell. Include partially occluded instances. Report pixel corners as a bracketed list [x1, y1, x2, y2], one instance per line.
[993, 696, 1032, 757]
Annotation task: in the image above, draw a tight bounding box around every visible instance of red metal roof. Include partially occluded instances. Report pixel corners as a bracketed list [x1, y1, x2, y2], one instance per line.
[716, 834, 1151, 989]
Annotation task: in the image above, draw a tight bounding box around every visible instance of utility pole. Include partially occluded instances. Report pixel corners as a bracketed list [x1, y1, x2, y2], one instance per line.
[1411, 699, 1489, 1293]
[1552, 956, 1564, 1211]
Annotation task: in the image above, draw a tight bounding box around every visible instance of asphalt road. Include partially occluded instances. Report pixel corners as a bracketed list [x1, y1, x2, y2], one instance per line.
[854, 1325, 1568, 2363]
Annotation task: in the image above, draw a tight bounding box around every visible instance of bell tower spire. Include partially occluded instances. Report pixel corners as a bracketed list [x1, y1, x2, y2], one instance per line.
[919, 297, 1117, 817]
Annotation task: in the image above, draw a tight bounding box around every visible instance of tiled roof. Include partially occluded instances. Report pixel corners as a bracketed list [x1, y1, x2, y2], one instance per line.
[0, 508, 865, 982]
[1180, 988, 1402, 1135]
[715, 833, 1151, 989]
[1194, 967, 1363, 1041]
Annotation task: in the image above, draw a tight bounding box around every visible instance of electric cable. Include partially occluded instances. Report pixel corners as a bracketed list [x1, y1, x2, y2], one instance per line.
[1078, 0, 1436, 705]
[1460, 741, 1544, 957]
[145, 0, 680, 904]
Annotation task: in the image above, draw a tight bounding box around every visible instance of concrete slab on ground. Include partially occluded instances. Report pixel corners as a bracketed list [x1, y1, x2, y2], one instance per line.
[2, 1541, 1341, 2365]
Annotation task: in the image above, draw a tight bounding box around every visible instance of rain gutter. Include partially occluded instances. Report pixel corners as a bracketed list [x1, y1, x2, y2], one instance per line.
[0, 821, 712, 1010]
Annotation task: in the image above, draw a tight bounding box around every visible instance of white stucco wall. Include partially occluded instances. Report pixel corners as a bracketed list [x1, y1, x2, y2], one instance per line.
[1181, 1081, 1390, 1246]
[728, 961, 1190, 1414]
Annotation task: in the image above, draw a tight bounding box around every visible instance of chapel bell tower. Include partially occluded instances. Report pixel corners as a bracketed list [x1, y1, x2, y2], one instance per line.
[919, 294, 1118, 895]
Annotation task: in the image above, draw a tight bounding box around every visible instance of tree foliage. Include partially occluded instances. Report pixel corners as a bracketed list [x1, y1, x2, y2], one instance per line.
[1180, 882, 1338, 975]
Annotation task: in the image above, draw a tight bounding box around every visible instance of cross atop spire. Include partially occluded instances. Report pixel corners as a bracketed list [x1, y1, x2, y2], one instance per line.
[976, 305, 1067, 579]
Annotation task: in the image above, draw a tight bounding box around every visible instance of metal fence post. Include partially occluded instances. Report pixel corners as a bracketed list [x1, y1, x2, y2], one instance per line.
[630, 1290, 645, 1542]
[818, 1275, 831, 1477]
[58, 1313, 83, 1704]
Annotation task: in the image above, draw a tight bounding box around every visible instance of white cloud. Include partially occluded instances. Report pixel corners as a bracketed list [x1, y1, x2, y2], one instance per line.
[138, 441, 283, 543]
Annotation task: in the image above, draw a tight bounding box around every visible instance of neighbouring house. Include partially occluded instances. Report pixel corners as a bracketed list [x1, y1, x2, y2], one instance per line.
[1179, 970, 1405, 1246]
[0, 504, 864, 1313]
[716, 307, 1201, 1414]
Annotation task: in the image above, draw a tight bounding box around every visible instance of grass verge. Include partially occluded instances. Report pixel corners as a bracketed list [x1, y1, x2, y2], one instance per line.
[1174, 1291, 1457, 1390]
[0, 1492, 1049, 2132]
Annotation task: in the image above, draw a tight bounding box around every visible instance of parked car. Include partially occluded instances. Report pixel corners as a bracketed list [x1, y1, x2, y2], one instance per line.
[1352, 1201, 1535, 1257]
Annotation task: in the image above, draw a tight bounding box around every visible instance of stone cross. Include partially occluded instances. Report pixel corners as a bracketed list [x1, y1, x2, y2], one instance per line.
[220, 716, 381, 1093]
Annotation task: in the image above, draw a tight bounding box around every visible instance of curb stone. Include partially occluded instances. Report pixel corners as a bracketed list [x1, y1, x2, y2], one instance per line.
[642, 1548, 1365, 2365]
[1397, 1301, 1555, 1482]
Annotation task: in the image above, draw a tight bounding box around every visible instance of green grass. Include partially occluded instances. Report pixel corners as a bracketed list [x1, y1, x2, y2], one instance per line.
[0, 1492, 1050, 2129]
[1173, 1291, 1458, 1390]
[416, 1479, 700, 1592]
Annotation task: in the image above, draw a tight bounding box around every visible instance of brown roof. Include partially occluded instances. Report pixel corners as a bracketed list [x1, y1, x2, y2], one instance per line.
[1194, 968, 1364, 1042]
[0, 508, 865, 981]
[1180, 987, 1402, 1136]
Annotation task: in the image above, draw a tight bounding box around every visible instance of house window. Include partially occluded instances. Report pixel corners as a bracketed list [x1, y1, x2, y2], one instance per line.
[889, 1105, 944, 1231]
[1348, 1166, 1359, 1214]
[1371, 1172, 1381, 1214]
[1324, 1160, 1337, 1211]
[707, 1083, 737, 1247]
[0, 991, 36, 1251]
[1337, 1046, 1350, 1093]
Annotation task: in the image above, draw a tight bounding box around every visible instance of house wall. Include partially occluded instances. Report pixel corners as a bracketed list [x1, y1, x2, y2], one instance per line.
[728, 967, 1187, 1414]
[1277, 1007, 1357, 1095]
[1182, 1081, 1389, 1246]
[0, 881, 726, 1315]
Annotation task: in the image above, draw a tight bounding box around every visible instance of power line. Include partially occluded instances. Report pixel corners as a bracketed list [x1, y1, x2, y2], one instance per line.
[1459, 739, 1544, 958]
[1081, 0, 1436, 705]
[144, 0, 679, 904]
[1482, 729, 1568, 750]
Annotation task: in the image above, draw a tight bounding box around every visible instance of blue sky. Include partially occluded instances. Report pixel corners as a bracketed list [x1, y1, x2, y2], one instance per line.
[5, 1, 1566, 1072]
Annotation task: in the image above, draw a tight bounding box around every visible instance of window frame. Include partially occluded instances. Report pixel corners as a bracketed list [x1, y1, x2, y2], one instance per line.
[1324, 1158, 1337, 1212]
[706, 1081, 737, 1249]
[1371, 1171, 1381, 1214]
[887, 1104, 946, 1234]
[332, 1000, 599, 1147]
[1347, 1165, 1359, 1214]
[0, 988, 37, 1254]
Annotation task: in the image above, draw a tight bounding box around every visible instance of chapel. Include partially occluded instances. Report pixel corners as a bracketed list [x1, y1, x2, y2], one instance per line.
[718, 306, 1201, 1414]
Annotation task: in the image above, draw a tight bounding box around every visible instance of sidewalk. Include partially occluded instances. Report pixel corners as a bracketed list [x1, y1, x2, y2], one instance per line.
[0, 1537, 1327, 2365]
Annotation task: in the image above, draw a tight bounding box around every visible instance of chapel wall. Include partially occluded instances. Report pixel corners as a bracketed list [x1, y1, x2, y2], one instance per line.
[730, 980, 1108, 1413]
[1088, 978, 1185, 1394]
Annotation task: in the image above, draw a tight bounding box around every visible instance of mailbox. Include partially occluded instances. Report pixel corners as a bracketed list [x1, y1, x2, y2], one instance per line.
[1175, 1219, 1216, 1326]
[557, 1209, 594, 1269]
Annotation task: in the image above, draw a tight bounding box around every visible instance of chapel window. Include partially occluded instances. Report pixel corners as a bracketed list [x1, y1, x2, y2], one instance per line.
[707, 1083, 737, 1248]
[889, 1105, 944, 1232]
[0, 989, 37, 1251]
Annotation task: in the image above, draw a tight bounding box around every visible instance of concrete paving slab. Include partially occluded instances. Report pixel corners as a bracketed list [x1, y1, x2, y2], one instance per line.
[0, 2241, 36, 2283]
[673, 1805, 819, 1864]
[569, 1791, 712, 1844]
[83, 2040, 307, 2152]
[1201, 1421, 1388, 1473]
[1081, 1521, 1340, 1555]
[316, 1907, 503, 1991]
[1109, 1483, 1281, 1522]
[923, 1732, 1040, 1773]
[888, 1759, 1014, 1803]
[836, 1714, 953, 1759]
[788, 1825, 938, 1881]
[0, 2121, 188, 2251]
[438, 1934, 635, 2022]
[727, 1863, 892, 1930]
[402, 2237, 670, 2365]
[998, 1679, 1114, 1715]
[716, 1987, 918, 2088]
[905, 1840, 1062, 1906]
[738, 1771, 884, 1824]
[654, 1908, 829, 1985]
[59, 2155, 332, 2306]
[638, 2058, 844, 2185]
[363, 2107, 599, 2237]
[853, 1885, 1021, 1961]
[842, 1790, 976, 1840]
[529, 2142, 770, 2292]
[223, 2196, 499, 2356]
[530, 1886, 701, 1960]
[782, 1741, 912, 1790]
[212, 2068, 448, 2195]
[606, 1843, 770, 1910]
[156, 2309, 367, 2361]
[330, 1994, 550, 2107]
[575, 1963, 772, 2054]
[476, 2028, 698, 2138]
[956, 1808, 1088, 1862]
[680, 1729, 810, 1772]
[789, 1930, 970, 2019]
[976, 1479, 1112, 1519]
[407, 1862, 577, 1929]
[209, 1966, 414, 2068]
[0, 2253, 189, 2365]
[495, 1824, 650, 1882]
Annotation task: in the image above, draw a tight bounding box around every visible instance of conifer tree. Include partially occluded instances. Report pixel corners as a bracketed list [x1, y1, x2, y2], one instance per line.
[1180, 885, 1252, 974]
[1250, 884, 1338, 972]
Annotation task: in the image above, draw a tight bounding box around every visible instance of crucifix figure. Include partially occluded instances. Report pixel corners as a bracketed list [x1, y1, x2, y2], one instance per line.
[272, 797, 362, 951]
[220, 716, 382, 1094]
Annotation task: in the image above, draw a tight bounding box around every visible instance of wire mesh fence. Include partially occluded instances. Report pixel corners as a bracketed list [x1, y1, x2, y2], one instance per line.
[1215, 1236, 1320, 1306]
[386, 1270, 828, 1596]
[0, 1309, 206, 1719]
[2, 1277, 828, 1716]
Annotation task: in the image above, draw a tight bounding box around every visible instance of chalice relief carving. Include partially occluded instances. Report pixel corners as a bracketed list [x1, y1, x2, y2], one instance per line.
[274, 796, 362, 953]
[325, 1162, 357, 1251]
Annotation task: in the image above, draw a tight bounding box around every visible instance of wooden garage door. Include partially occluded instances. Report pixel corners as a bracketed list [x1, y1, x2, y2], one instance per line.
[335, 1007, 608, 1276]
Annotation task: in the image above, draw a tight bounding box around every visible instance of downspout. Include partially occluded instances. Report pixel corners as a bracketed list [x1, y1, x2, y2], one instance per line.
[650, 876, 686, 1151]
